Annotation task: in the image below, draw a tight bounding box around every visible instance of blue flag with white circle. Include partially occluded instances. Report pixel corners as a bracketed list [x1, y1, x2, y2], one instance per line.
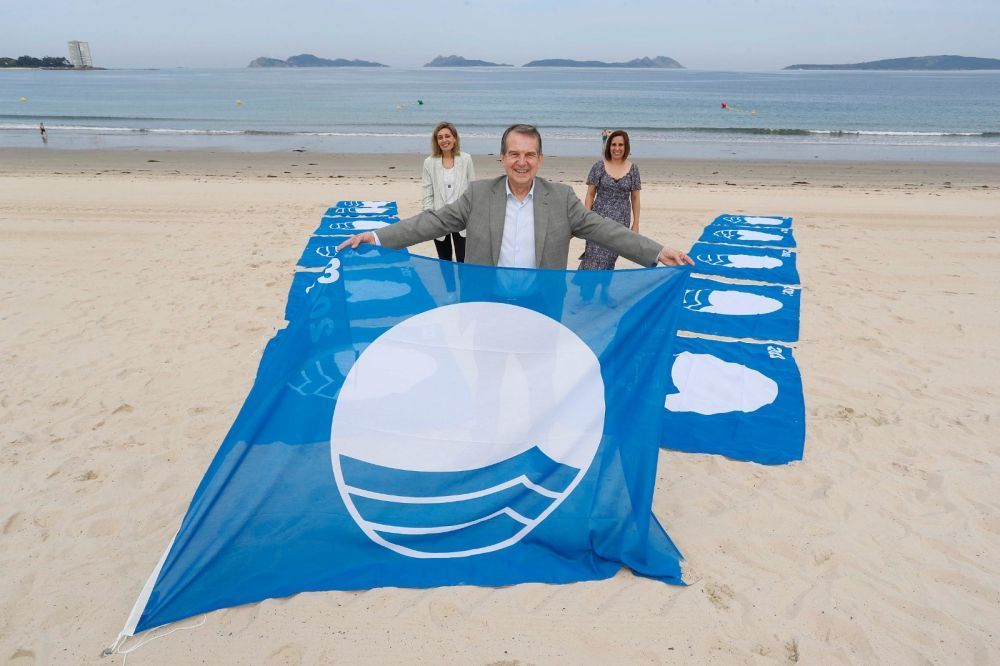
[661, 336, 805, 464]
[697, 225, 796, 249]
[122, 248, 689, 636]
[689, 242, 800, 285]
[678, 277, 801, 343]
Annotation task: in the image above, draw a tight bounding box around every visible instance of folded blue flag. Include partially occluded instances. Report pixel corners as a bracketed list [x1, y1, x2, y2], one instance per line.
[690, 243, 800, 285]
[678, 277, 801, 343]
[297, 235, 355, 267]
[697, 226, 796, 249]
[325, 205, 398, 216]
[335, 200, 396, 208]
[710, 214, 792, 229]
[661, 336, 805, 464]
[314, 216, 398, 236]
[122, 248, 690, 637]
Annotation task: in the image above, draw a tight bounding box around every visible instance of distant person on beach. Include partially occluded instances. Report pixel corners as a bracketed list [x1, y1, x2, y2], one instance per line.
[39, 122, 47, 143]
[601, 128, 611, 148]
[423, 122, 475, 262]
[579, 130, 641, 270]
[338, 124, 692, 269]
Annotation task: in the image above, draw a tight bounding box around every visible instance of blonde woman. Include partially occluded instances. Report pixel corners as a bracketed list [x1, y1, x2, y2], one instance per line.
[422, 122, 476, 262]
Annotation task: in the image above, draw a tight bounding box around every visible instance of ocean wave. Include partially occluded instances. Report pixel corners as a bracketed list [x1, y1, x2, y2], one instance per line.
[0, 113, 226, 123]
[2, 116, 997, 139]
[2, 122, 997, 149]
[592, 126, 998, 138]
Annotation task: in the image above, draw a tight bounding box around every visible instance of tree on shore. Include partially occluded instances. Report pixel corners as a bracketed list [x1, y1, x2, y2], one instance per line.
[0, 56, 73, 68]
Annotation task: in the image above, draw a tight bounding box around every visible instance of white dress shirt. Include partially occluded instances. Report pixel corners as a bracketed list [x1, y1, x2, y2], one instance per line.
[498, 179, 536, 268]
[372, 178, 538, 266]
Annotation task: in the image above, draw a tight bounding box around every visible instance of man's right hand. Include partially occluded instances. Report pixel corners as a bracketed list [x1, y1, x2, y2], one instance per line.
[336, 232, 376, 252]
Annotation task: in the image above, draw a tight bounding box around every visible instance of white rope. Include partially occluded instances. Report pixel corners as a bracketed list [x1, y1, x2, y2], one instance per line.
[105, 615, 207, 663]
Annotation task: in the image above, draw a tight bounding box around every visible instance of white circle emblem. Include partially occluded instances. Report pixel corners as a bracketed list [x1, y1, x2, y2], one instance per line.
[330, 303, 605, 558]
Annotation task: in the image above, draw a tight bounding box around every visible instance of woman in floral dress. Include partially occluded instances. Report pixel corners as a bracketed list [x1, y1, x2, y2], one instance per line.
[578, 129, 641, 270]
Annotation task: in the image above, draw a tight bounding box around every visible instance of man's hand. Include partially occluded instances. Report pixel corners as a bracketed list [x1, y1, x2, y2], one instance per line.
[657, 246, 695, 267]
[336, 231, 376, 252]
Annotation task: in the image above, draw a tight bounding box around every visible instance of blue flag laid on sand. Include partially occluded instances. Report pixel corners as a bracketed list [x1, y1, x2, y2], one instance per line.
[325, 205, 398, 216]
[336, 200, 396, 208]
[697, 226, 796, 249]
[314, 216, 397, 236]
[297, 234, 356, 267]
[709, 214, 792, 229]
[690, 242, 800, 285]
[121, 248, 689, 636]
[661, 336, 805, 464]
[678, 277, 801, 343]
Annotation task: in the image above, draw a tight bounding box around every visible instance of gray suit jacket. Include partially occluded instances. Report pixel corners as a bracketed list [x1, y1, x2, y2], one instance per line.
[378, 176, 663, 269]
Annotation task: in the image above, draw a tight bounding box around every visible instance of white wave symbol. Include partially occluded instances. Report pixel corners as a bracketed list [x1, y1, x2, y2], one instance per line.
[315, 243, 349, 258]
[684, 289, 782, 315]
[697, 253, 782, 269]
[333, 207, 394, 215]
[344, 472, 561, 536]
[331, 220, 390, 231]
[665, 352, 778, 415]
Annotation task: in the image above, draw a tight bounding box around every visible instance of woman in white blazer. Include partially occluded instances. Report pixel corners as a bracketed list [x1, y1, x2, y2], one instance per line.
[422, 122, 475, 262]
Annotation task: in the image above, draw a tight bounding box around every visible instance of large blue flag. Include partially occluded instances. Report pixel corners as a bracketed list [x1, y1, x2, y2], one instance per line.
[123, 248, 690, 636]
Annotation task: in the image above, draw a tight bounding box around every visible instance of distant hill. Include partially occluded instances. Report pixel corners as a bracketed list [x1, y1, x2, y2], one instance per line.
[425, 55, 512, 67]
[248, 54, 387, 68]
[523, 56, 683, 68]
[784, 55, 1000, 70]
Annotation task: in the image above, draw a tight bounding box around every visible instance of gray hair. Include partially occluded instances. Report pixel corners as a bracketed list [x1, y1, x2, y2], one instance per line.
[500, 124, 543, 155]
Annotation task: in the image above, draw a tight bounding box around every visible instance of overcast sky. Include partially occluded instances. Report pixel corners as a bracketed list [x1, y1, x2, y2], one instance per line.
[2, 0, 998, 70]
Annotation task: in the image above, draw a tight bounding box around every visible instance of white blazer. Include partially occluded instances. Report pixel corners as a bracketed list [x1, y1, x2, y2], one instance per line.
[421, 152, 476, 239]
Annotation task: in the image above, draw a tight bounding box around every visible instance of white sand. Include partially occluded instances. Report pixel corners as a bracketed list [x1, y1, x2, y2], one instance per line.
[1, 150, 998, 664]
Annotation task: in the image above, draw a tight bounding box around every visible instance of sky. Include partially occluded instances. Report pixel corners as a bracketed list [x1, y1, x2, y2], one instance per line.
[2, 0, 998, 70]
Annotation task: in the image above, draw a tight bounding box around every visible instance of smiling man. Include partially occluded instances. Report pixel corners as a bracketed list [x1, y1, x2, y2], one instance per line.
[338, 124, 693, 269]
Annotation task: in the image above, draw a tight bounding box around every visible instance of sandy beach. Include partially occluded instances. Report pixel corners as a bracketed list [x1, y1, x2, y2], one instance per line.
[1, 148, 998, 664]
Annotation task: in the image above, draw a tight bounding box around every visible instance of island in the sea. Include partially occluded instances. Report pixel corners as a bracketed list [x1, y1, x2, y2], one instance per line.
[523, 56, 683, 68]
[425, 55, 512, 67]
[0, 55, 74, 69]
[248, 54, 387, 68]
[784, 55, 1000, 70]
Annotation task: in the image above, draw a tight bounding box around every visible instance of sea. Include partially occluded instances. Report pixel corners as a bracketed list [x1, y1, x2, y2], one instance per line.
[2, 68, 999, 161]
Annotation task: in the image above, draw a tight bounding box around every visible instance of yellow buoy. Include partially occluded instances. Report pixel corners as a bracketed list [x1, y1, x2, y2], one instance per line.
[235, 99, 243, 106]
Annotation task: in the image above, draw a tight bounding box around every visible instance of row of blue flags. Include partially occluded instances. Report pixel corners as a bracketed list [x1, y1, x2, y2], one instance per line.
[662, 213, 806, 465]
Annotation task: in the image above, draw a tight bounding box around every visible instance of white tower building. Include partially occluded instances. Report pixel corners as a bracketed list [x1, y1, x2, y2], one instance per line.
[67, 41, 94, 68]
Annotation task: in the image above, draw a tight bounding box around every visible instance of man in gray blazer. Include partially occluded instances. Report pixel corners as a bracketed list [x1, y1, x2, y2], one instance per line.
[338, 124, 693, 269]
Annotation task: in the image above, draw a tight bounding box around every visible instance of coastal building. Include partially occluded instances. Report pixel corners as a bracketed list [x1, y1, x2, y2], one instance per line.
[67, 41, 93, 68]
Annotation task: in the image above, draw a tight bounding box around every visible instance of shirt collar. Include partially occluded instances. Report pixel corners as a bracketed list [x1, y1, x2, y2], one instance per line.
[505, 177, 535, 201]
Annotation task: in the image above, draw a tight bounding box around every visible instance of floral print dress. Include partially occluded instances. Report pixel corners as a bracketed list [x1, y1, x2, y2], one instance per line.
[578, 160, 641, 270]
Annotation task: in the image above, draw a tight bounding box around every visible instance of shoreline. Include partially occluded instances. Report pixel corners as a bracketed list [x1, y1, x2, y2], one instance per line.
[2, 148, 998, 191]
